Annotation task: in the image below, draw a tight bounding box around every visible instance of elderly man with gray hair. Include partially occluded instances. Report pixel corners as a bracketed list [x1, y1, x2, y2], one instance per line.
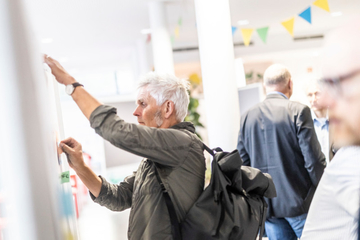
[44, 57, 205, 240]
[237, 64, 326, 240]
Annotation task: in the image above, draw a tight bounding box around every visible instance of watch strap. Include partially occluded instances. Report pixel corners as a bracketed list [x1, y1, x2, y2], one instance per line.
[66, 82, 84, 95]
[72, 82, 84, 88]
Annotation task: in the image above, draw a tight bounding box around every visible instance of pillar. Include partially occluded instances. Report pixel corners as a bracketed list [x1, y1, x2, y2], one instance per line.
[148, 1, 175, 74]
[194, 0, 241, 151]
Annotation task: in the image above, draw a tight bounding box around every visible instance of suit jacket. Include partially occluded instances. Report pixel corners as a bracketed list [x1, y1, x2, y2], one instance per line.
[237, 94, 326, 218]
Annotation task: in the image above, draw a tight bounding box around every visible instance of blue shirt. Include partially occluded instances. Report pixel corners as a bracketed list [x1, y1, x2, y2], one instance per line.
[267, 91, 289, 99]
[312, 111, 330, 164]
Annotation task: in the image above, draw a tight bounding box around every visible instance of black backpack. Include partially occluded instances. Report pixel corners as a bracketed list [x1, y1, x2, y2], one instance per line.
[154, 144, 277, 240]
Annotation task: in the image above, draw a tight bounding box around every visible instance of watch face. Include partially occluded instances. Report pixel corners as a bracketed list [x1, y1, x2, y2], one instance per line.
[65, 84, 74, 95]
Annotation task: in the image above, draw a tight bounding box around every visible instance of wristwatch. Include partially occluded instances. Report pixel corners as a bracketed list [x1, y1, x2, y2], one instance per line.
[65, 82, 83, 95]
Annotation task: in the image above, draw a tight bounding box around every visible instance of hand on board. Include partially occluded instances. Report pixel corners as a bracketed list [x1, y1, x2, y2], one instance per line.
[60, 137, 86, 171]
[43, 54, 76, 85]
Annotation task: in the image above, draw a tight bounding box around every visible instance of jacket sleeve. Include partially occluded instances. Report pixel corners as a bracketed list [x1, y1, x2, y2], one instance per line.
[89, 105, 193, 167]
[237, 115, 250, 166]
[90, 174, 135, 211]
[296, 106, 326, 186]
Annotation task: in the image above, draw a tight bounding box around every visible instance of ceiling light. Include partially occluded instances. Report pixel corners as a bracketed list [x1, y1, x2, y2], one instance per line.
[140, 29, 152, 35]
[237, 20, 249, 26]
[41, 38, 53, 43]
[331, 12, 342, 17]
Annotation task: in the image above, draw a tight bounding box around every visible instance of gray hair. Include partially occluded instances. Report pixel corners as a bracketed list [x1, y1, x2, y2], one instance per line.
[264, 64, 291, 87]
[138, 72, 190, 122]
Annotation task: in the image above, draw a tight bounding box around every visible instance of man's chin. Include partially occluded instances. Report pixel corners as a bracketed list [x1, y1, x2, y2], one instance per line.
[333, 129, 360, 148]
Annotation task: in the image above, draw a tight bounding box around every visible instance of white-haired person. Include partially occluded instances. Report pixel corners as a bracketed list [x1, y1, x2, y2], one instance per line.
[301, 18, 360, 240]
[44, 56, 205, 240]
[237, 64, 326, 240]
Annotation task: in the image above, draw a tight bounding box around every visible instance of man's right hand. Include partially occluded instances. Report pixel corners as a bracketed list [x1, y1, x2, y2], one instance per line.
[43, 55, 76, 85]
[60, 137, 86, 172]
[60, 137, 102, 198]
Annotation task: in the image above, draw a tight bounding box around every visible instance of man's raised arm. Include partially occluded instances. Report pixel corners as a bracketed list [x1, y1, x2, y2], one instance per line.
[44, 55, 102, 120]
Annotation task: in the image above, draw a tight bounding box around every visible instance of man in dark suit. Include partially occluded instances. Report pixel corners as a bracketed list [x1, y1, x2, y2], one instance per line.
[237, 64, 326, 240]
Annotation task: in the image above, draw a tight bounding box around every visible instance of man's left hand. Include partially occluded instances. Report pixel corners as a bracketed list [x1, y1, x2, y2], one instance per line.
[43, 55, 76, 85]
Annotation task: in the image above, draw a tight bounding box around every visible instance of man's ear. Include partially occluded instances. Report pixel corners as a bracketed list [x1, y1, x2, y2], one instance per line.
[164, 100, 175, 119]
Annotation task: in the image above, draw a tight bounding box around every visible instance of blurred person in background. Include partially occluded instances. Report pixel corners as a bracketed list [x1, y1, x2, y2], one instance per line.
[301, 18, 360, 240]
[305, 79, 335, 164]
[44, 56, 206, 240]
[237, 64, 326, 240]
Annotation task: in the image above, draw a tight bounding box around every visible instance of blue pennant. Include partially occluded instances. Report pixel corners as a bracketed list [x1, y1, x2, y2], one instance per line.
[299, 7, 312, 24]
[232, 26, 238, 35]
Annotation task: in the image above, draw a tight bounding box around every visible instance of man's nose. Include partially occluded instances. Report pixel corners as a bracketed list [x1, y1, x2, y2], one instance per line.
[133, 106, 141, 117]
[310, 95, 316, 102]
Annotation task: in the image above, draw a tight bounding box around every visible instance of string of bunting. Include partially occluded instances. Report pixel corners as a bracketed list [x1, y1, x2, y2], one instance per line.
[171, 17, 183, 44]
[232, 0, 331, 46]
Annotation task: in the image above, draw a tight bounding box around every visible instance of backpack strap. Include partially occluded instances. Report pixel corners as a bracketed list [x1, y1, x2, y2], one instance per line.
[151, 144, 217, 240]
[258, 198, 268, 240]
[203, 143, 223, 157]
[152, 161, 182, 240]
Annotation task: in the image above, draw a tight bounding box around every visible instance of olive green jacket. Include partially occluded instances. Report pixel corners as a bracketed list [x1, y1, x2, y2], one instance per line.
[89, 105, 205, 240]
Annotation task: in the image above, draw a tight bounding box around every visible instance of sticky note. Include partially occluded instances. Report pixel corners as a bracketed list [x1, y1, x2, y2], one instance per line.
[60, 171, 70, 184]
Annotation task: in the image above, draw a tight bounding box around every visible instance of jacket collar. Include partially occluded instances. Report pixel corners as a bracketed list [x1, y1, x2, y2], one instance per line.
[266, 93, 288, 100]
[170, 122, 195, 133]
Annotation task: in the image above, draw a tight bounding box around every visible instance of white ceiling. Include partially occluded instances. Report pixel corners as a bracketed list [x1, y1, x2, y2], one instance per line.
[23, 0, 360, 71]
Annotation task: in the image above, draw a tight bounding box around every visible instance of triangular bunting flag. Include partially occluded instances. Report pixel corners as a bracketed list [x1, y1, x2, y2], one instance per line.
[232, 26, 238, 36]
[256, 27, 269, 43]
[241, 28, 254, 46]
[175, 26, 180, 38]
[281, 17, 295, 37]
[178, 17, 182, 26]
[313, 0, 330, 12]
[299, 7, 312, 24]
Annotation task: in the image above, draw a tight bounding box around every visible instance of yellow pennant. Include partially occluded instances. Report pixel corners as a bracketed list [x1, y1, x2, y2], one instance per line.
[241, 29, 254, 46]
[281, 17, 295, 37]
[175, 26, 180, 38]
[313, 0, 330, 12]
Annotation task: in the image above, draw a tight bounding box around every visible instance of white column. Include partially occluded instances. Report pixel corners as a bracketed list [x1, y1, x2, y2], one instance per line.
[148, 1, 175, 74]
[0, 0, 62, 239]
[194, 0, 240, 151]
[136, 38, 151, 76]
